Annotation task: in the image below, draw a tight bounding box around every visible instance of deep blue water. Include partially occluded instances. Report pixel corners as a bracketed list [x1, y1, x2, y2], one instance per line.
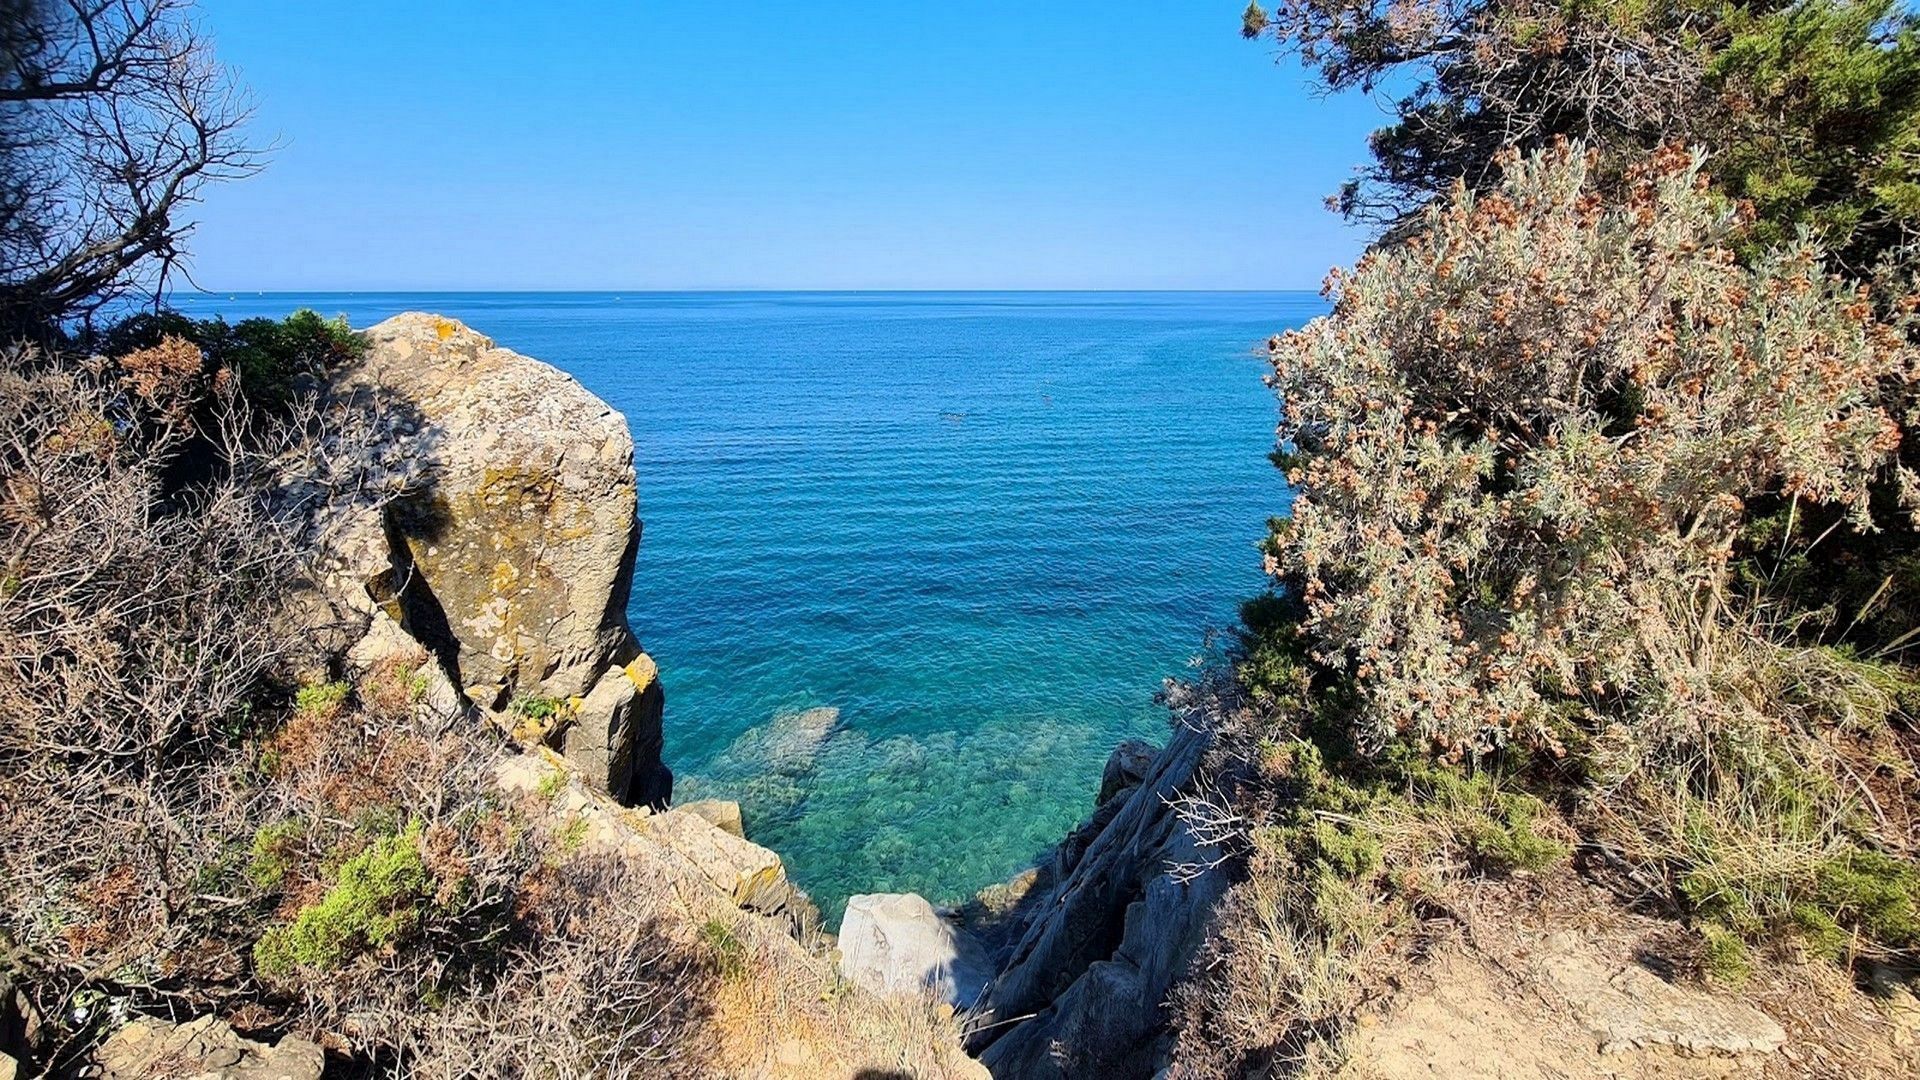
[181, 291, 1315, 919]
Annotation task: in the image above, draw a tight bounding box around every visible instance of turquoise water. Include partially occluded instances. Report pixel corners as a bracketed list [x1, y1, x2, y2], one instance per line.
[183, 291, 1314, 918]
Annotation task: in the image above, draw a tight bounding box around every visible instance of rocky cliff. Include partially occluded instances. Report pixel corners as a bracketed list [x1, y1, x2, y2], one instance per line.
[291, 312, 670, 806]
[963, 721, 1231, 1078]
[269, 313, 979, 1078]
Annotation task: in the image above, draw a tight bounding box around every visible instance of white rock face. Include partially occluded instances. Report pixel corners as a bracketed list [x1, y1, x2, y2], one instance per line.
[839, 892, 992, 1008]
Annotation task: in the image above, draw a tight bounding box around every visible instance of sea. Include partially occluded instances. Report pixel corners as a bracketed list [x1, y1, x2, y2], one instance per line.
[180, 290, 1318, 921]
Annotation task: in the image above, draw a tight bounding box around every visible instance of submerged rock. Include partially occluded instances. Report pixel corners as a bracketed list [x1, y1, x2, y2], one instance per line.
[838, 892, 993, 1009]
[681, 705, 843, 825]
[725, 705, 842, 777]
[294, 313, 669, 806]
[681, 798, 746, 837]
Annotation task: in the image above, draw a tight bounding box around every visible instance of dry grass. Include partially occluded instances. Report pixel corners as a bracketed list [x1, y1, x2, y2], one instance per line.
[696, 906, 981, 1079]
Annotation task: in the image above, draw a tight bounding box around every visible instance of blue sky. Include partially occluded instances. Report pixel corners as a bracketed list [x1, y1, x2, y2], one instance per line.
[187, 1, 1384, 291]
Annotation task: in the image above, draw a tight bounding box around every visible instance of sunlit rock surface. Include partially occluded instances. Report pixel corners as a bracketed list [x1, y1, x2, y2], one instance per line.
[296, 312, 668, 805]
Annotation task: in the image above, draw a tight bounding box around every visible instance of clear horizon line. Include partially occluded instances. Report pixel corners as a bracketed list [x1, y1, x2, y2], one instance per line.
[180, 286, 1327, 295]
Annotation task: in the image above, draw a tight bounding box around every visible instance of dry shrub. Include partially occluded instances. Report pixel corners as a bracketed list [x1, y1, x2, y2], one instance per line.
[1171, 839, 1394, 1080]
[217, 645, 719, 1077]
[0, 343, 301, 1049]
[1174, 141, 1920, 1076]
[1267, 141, 1916, 761]
[117, 334, 206, 411]
[1166, 713, 1566, 1079]
[702, 907, 980, 1080]
[353, 857, 720, 1080]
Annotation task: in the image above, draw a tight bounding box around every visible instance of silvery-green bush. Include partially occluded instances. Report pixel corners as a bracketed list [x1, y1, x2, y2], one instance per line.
[1266, 143, 1918, 759]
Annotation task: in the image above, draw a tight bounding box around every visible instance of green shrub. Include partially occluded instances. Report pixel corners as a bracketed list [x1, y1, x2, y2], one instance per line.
[219, 309, 365, 405]
[1250, 0, 1920, 277]
[558, 815, 590, 854]
[1810, 848, 1920, 949]
[1702, 925, 1754, 986]
[294, 680, 351, 717]
[254, 824, 432, 975]
[1307, 817, 1383, 879]
[86, 307, 365, 410]
[1263, 733, 1569, 895]
[1656, 732, 1920, 957]
[1791, 903, 1851, 960]
[699, 917, 746, 978]
[248, 819, 307, 890]
[510, 695, 566, 723]
[1235, 592, 1316, 706]
[1462, 792, 1568, 874]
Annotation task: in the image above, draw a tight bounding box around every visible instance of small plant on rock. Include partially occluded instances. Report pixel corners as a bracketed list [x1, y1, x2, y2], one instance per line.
[294, 680, 351, 718]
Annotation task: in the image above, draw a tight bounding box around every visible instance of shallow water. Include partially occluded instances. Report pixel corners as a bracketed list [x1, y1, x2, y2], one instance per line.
[184, 290, 1316, 919]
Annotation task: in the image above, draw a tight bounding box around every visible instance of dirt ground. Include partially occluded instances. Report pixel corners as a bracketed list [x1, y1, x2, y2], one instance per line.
[1337, 874, 1920, 1079]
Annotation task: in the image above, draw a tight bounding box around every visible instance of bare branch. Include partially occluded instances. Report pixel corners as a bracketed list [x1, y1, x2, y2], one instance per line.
[0, 0, 261, 334]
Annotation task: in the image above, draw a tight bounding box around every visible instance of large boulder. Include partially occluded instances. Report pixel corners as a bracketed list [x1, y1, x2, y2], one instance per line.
[295, 313, 669, 806]
[647, 805, 808, 919]
[838, 892, 993, 1009]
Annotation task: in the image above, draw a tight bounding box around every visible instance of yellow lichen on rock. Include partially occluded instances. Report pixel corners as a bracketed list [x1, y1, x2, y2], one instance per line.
[624, 653, 658, 691]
